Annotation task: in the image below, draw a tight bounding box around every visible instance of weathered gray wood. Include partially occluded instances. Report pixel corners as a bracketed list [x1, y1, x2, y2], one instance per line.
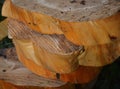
[0, 48, 66, 87]
[12, 0, 120, 22]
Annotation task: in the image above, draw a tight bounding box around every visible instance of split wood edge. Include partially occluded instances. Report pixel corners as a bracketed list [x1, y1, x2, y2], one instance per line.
[0, 48, 66, 87]
[0, 19, 8, 41]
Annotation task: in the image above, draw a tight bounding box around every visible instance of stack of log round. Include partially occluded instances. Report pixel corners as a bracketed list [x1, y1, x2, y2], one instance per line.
[2, 0, 120, 85]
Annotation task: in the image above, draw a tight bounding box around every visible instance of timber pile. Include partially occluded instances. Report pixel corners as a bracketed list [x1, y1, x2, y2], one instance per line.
[1, 0, 120, 88]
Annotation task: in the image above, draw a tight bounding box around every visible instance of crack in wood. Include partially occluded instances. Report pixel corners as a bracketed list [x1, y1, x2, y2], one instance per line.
[56, 73, 60, 80]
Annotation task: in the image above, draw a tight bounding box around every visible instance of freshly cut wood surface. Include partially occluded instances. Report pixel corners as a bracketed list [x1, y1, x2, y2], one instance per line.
[13, 40, 101, 84]
[8, 18, 84, 73]
[0, 19, 8, 41]
[0, 48, 76, 89]
[1, 0, 120, 82]
[0, 48, 98, 88]
[2, 0, 120, 46]
[8, 19, 82, 55]
[0, 52, 67, 87]
[8, 18, 120, 67]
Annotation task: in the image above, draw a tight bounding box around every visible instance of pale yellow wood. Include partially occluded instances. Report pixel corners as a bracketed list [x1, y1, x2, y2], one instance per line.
[14, 42, 100, 83]
[8, 19, 83, 73]
[0, 19, 8, 41]
[13, 39, 80, 73]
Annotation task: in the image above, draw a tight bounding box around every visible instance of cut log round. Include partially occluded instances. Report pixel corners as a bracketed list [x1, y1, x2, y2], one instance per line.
[14, 40, 100, 84]
[0, 48, 97, 88]
[2, 0, 120, 84]
[0, 51, 66, 87]
[7, 18, 101, 83]
[8, 18, 83, 73]
[2, 0, 120, 45]
[8, 17, 120, 68]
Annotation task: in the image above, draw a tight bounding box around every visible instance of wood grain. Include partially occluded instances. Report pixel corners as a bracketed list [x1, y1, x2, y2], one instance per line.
[8, 18, 120, 67]
[0, 19, 8, 41]
[13, 43, 101, 83]
[2, 0, 120, 46]
[8, 18, 84, 73]
[0, 52, 66, 87]
[0, 48, 97, 88]
[1, 0, 120, 84]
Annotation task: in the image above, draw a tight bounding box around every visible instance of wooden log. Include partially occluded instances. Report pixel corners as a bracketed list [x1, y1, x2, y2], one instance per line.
[0, 48, 75, 89]
[7, 18, 101, 83]
[0, 48, 100, 84]
[1, 0, 120, 84]
[8, 16, 120, 68]
[0, 48, 97, 89]
[14, 42, 100, 83]
[0, 50, 66, 87]
[0, 17, 101, 84]
[2, 0, 120, 46]
[8, 18, 83, 73]
[2, 0, 120, 67]
[2, 0, 120, 42]
[0, 80, 74, 89]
